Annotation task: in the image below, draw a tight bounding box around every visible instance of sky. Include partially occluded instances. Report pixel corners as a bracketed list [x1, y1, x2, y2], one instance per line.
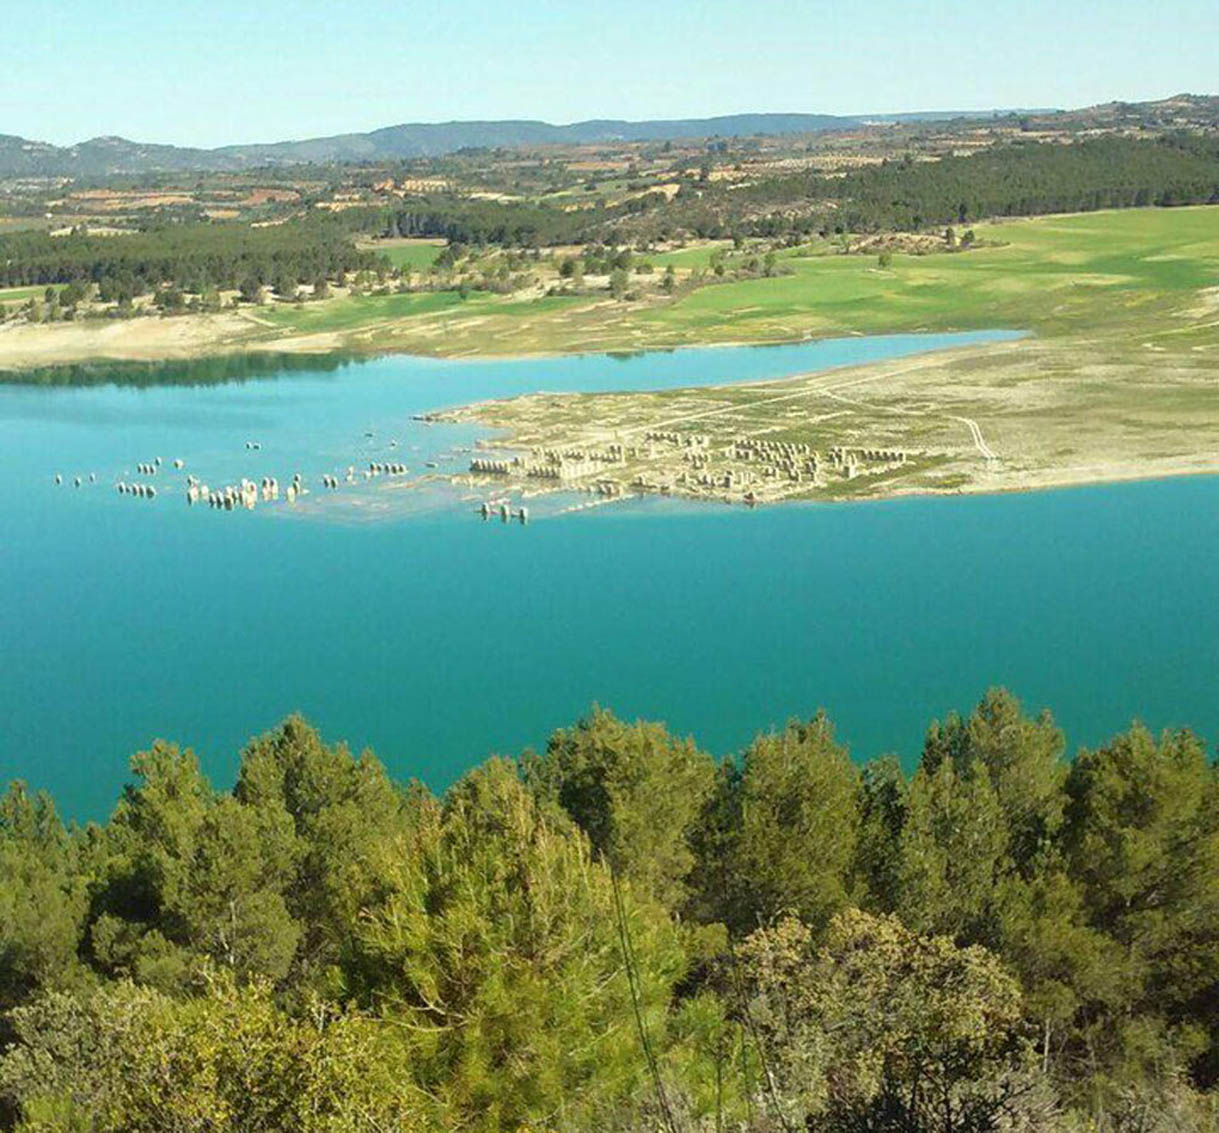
[2, 0, 1217, 148]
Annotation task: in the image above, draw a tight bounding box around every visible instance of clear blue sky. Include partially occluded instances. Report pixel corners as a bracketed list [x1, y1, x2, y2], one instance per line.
[4, 0, 1217, 147]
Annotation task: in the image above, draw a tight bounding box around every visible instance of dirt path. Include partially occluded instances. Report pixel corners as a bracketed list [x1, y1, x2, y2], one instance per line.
[564, 349, 1013, 479]
[947, 415, 998, 461]
[236, 310, 282, 329]
[608, 352, 968, 437]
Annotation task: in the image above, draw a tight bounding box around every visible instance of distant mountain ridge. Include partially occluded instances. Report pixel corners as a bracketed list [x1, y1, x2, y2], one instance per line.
[0, 114, 861, 178]
[215, 114, 868, 166]
[2, 96, 1215, 179]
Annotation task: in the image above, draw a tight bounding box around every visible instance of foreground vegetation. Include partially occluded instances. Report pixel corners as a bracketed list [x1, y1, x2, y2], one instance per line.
[3, 690, 1218, 1130]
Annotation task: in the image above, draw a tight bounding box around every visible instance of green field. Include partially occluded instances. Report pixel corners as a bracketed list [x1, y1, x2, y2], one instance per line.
[636, 208, 1219, 343]
[648, 241, 734, 269]
[260, 289, 469, 334]
[360, 239, 446, 272]
[0, 283, 63, 303]
[336, 207, 1219, 357]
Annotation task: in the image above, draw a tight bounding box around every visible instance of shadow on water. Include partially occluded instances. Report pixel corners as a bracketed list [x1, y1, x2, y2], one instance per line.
[0, 350, 362, 389]
[0, 329, 1026, 390]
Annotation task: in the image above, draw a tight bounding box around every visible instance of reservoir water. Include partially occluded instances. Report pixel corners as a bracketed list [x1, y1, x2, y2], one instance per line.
[2, 331, 1215, 820]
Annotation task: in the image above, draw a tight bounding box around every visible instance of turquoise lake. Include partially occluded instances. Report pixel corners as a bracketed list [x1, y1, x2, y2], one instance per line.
[2, 330, 1216, 821]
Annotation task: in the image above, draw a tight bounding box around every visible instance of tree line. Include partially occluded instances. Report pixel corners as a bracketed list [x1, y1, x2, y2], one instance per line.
[0, 219, 387, 301]
[344, 134, 1219, 248]
[1, 689, 1217, 1131]
[0, 351, 357, 390]
[799, 132, 1219, 233]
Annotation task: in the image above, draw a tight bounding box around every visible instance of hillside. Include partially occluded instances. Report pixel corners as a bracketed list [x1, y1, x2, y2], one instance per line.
[4, 95, 1216, 179]
[0, 113, 861, 177]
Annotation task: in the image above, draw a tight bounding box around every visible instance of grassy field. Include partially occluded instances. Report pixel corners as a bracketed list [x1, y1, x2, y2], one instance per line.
[0, 284, 63, 303]
[632, 208, 1219, 344]
[331, 207, 1219, 357]
[647, 241, 734, 269]
[259, 289, 468, 334]
[357, 238, 445, 272]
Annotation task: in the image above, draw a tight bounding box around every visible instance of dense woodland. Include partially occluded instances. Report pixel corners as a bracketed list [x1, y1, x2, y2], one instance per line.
[358, 134, 1219, 246]
[0, 219, 386, 300]
[699, 133, 1219, 237]
[2, 690, 1218, 1131]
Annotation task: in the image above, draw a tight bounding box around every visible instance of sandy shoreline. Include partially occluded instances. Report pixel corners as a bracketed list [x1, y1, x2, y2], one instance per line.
[0, 305, 1006, 374]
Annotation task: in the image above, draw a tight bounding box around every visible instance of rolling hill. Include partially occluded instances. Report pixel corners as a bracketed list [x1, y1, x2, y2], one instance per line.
[0, 114, 861, 178]
[3, 96, 1216, 180]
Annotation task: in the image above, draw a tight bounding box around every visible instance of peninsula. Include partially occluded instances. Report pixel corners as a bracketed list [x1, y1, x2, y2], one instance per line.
[434, 207, 1219, 504]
